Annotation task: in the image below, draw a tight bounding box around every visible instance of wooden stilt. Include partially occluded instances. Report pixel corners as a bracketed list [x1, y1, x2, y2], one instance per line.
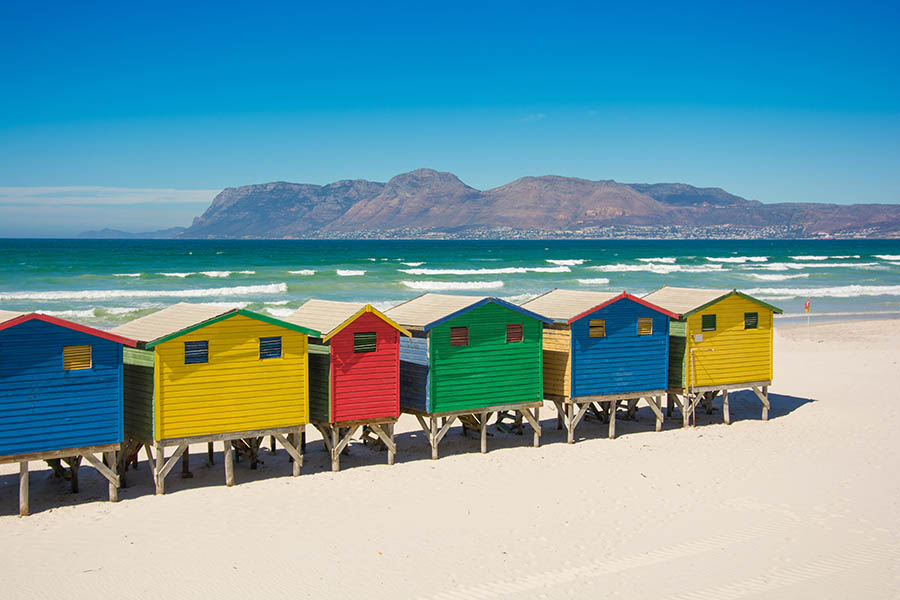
[762, 385, 769, 421]
[154, 445, 164, 494]
[667, 393, 673, 417]
[19, 461, 28, 517]
[430, 416, 438, 460]
[103, 451, 118, 502]
[331, 427, 340, 471]
[480, 411, 488, 454]
[566, 402, 574, 444]
[609, 400, 617, 439]
[144, 444, 154, 473]
[555, 400, 564, 430]
[223, 440, 234, 487]
[723, 389, 730, 425]
[68, 456, 81, 493]
[269, 435, 276, 455]
[683, 395, 691, 428]
[207, 441, 214, 465]
[181, 445, 192, 478]
[387, 424, 395, 465]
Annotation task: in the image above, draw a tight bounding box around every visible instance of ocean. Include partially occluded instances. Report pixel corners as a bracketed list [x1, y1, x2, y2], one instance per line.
[1, 238, 899, 329]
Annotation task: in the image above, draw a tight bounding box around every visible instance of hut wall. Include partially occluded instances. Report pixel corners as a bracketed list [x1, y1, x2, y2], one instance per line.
[570, 298, 669, 397]
[541, 324, 572, 399]
[307, 342, 331, 422]
[330, 311, 400, 422]
[398, 333, 429, 412]
[154, 314, 308, 440]
[684, 295, 774, 389]
[429, 302, 543, 413]
[123, 347, 155, 441]
[0, 319, 123, 456]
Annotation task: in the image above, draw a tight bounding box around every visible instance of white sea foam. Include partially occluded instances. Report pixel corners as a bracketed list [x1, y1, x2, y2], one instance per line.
[0, 283, 287, 301]
[501, 293, 540, 305]
[401, 262, 424, 267]
[264, 307, 295, 317]
[401, 280, 504, 291]
[577, 278, 611, 285]
[875, 255, 900, 261]
[160, 272, 194, 278]
[194, 301, 250, 309]
[36, 309, 96, 319]
[365, 258, 377, 261]
[114, 273, 141, 277]
[545, 259, 585, 266]
[705, 256, 768, 263]
[637, 257, 677, 263]
[105, 306, 152, 315]
[790, 256, 828, 261]
[752, 262, 879, 271]
[400, 266, 569, 275]
[200, 271, 231, 278]
[265, 300, 290, 306]
[588, 263, 724, 274]
[744, 285, 900, 299]
[747, 273, 810, 281]
[337, 269, 366, 276]
[288, 269, 316, 275]
[370, 300, 405, 312]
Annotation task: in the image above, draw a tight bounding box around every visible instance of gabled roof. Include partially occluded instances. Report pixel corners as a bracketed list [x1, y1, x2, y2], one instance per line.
[522, 289, 679, 323]
[109, 302, 320, 349]
[0, 310, 26, 324]
[0, 312, 138, 347]
[385, 293, 552, 331]
[285, 299, 410, 342]
[642, 286, 783, 318]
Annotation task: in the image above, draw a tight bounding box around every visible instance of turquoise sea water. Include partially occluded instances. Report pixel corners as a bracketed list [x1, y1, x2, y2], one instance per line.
[1, 239, 899, 329]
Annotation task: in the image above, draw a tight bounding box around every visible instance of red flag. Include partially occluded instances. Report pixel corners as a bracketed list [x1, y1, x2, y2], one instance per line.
[804, 298, 811, 313]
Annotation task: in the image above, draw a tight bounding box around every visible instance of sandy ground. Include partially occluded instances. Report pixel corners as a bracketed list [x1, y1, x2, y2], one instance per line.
[2, 319, 900, 599]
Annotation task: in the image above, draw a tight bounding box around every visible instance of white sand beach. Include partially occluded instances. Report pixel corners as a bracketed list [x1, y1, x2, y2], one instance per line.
[1, 319, 899, 599]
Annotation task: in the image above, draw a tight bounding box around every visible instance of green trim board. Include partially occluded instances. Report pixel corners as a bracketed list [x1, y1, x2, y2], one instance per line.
[145, 309, 321, 348]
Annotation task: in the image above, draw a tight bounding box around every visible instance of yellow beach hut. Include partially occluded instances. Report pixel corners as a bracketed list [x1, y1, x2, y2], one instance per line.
[641, 286, 782, 426]
[109, 302, 320, 493]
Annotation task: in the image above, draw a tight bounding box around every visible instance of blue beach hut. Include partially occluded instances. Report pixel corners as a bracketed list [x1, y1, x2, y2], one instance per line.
[0, 311, 138, 515]
[521, 290, 678, 443]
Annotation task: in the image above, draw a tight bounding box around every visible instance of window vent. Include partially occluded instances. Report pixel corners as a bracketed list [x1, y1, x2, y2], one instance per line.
[637, 317, 653, 336]
[184, 340, 209, 364]
[63, 345, 92, 370]
[744, 312, 759, 330]
[450, 326, 469, 346]
[589, 319, 605, 338]
[701, 314, 717, 332]
[353, 332, 377, 353]
[506, 323, 523, 343]
[260, 336, 282, 359]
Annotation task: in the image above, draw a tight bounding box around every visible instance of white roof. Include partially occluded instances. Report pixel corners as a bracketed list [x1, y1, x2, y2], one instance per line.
[109, 302, 229, 343]
[0, 310, 26, 324]
[642, 286, 730, 316]
[520, 289, 620, 321]
[285, 299, 368, 337]
[384, 293, 484, 328]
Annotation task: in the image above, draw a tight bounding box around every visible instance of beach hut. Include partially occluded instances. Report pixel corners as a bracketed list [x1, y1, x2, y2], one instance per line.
[385, 293, 552, 458]
[285, 300, 411, 471]
[0, 311, 137, 516]
[521, 289, 679, 443]
[109, 303, 320, 493]
[641, 286, 782, 426]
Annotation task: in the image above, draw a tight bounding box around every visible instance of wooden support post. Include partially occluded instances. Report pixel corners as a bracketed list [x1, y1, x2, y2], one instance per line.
[154, 445, 164, 495]
[683, 395, 691, 428]
[19, 461, 28, 517]
[609, 400, 617, 439]
[207, 441, 214, 465]
[667, 393, 673, 417]
[181, 445, 192, 478]
[762, 385, 769, 421]
[331, 427, 340, 472]
[723, 390, 730, 425]
[223, 440, 234, 487]
[480, 411, 488, 454]
[387, 424, 395, 465]
[555, 401, 564, 430]
[566, 403, 574, 444]
[68, 456, 80, 494]
[291, 431, 301, 476]
[430, 416, 438, 460]
[269, 435, 277, 455]
[104, 451, 118, 502]
[298, 425, 305, 468]
[144, 444, 154, 473]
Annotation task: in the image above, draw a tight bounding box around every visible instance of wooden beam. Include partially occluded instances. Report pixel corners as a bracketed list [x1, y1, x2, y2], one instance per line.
[369, 424, 397, 463]
[19, 461, 28, 517]
[82, 452, 120, 490]
[480, 412, 489, 454]
[608, 400, 617, 439]
[566, 402, 575, 444]
[519, 407, 542, 448]
[752, 385, 770, 420]
[223, 440, 234, 487]
[430, 416, 438, 460]
[154, 445, 164, 494]
[434, 415, 457, 445]
[158, 444, 188, 481]
[0, 443, 120, 466]
[644, 396, 664, 431]
[273, 433, 303, 476]
[572, 402, 590, 431]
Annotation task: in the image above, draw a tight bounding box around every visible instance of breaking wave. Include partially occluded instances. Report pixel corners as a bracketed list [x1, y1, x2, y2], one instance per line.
[114, 273, 141, 277]
[400, 266, 569, 275]
[705, 256, 768, 263]
[545, 259, 585, 266]
[288, 269, 316, 275]
[577, 278, 611, 285]
[401, 262, 424, 267]
[336, 270, 366, 276]
[747, 273, 810, 281]
[752, 262, 879, 271]
[637, 257, 677, 263]
[0, 283, 288, 301]
[589, 263, 724, 274]
[875, 255, 900, 261]
[401, 280, 504, 291]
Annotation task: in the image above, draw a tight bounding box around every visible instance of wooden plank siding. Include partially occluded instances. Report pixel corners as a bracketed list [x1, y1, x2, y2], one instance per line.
[570, 298, 670, 397]
[123, 347, 155, 440]
[0, 319, 123, 456]
[541, 325, 572, 398]
[429, 302, 543, 413]
[307, 343, 331, 422]
[683, 294, 774, 389]
[154, 314, 309, 440]
[329, 311, 400, 423]
[399, 334, 429, 412]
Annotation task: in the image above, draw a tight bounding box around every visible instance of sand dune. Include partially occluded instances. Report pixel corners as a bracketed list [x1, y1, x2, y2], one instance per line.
[1, 320, 899, 598]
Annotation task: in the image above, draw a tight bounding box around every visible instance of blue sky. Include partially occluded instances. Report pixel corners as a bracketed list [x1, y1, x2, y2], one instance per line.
[1, 1, 898, 235]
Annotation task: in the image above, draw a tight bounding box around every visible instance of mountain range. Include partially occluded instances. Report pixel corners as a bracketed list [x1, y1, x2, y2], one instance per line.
[83, 169, 900, 239]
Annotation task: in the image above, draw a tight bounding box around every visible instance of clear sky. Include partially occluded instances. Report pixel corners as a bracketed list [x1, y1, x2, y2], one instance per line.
[1, 1, 898, 235]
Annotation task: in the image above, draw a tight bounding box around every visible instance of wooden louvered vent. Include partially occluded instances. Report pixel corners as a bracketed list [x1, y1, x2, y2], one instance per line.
[506, 323, 523, 343]
[744, 312, 758, 329]
[63, 345, 92, 370]
[637, 317, 653, 336]
[701, 314, 717, 331]
[450, 326, 469, 346]
[184, 340, 209, 364]
[259, 336, 282, 359]
[589, 319, 605, 338]
[353, 332, 377, 353]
